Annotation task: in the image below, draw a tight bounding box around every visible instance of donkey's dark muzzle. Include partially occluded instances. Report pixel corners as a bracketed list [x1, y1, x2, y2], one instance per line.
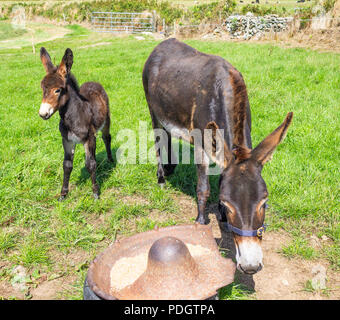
[239, 263, 263, 275]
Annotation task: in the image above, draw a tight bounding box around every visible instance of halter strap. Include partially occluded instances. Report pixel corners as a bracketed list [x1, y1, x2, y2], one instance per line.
[222, 222, 267, 238]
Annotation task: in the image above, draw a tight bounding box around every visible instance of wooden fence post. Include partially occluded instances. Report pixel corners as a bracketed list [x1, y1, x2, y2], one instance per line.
[152, 10, 156, 32]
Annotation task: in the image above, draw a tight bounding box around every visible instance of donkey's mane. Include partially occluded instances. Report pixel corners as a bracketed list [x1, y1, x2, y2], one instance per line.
[66, 72, 80, 93]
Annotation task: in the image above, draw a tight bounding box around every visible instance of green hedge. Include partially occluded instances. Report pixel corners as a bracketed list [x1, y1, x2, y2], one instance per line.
[0, 0, 236, 25]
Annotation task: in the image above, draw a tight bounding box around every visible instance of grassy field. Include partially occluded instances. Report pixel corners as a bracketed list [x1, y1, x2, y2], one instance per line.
[0, 25, 339, 299]
[0, 21, 73, 49]
[0, 21, 27, 41]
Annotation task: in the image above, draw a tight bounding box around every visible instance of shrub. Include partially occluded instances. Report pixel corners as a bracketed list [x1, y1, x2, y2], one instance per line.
[240, 4, 283, 16]
[0, 0, 237, 25]
[323, 0, 336, 12]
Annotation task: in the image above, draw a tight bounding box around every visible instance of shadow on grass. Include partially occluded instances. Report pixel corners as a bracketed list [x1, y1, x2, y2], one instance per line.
[165, 145, 256, 297]
[76, 147, 118, 195]
[165, 144, 220, 203]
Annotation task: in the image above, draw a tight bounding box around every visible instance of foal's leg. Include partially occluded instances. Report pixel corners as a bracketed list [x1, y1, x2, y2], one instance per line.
[102, 117, 113, 162]
[84, 134, 99, 199]
[60, 138, 76, 201]
[195, 151, 210, 225]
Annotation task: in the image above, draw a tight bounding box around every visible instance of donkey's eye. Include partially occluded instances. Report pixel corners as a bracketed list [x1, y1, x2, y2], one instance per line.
[55, 89, 61, 94]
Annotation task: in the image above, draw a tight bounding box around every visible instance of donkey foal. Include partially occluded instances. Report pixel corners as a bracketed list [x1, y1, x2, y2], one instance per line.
[39, 47, 113, 200]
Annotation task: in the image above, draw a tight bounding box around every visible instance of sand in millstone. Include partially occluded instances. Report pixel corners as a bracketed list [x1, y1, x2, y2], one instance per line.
[109, 243, 212, 293]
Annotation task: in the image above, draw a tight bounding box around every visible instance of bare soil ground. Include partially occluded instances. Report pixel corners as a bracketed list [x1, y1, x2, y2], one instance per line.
[0, 20, 71, 50]
[207, 202, 340, 300]
[256, 27, 340, 54]
[2, 191, 337, 300]
[182, 24, 340, 54]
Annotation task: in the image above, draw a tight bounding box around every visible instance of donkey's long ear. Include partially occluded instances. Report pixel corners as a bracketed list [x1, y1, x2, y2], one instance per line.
[205, 121, 233, 168]
[40, 47, 54, 74]
[57, 48, 73, 78]
[251, 112, 293, 166]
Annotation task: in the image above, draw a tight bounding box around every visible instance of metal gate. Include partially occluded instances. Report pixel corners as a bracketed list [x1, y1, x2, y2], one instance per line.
[91, 12, 156, 33]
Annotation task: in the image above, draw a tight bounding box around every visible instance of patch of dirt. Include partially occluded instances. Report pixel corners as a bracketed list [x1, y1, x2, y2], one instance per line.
[116, 191, 340, 300]
[1, 190, 338, 300]
[204, 203, 340, 300]
[0, 248, 91, 300]
[113, 192, 195, 237]
[257, 27, 340, 53]
[118, 193, 151, 207]
[30, 276, 75, 300]
[28, 249, 91, 300]
[180, 20, 340, 53]
[0, 20, 71, 50]
[251, 232, 339, 300]
[78, 42, 112, 49]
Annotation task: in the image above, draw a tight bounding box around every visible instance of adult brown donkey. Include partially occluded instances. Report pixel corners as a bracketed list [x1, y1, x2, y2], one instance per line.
[143, 38, 293, 274]
[39, 47, 113, 200]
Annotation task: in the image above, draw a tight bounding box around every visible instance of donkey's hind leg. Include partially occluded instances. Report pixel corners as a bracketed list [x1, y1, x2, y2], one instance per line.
[60, 138, 76, 201]
[148, 111, 168, 186]
[84, 134, 99, 199]
[163, 130, 177, 176]
[102, 117, 113, 162]
[149, 114, 176, 186]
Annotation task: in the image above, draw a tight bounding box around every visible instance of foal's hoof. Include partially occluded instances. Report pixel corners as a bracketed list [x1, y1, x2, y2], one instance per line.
[93, 193, 100, 200]
[58, 195, 67, 202]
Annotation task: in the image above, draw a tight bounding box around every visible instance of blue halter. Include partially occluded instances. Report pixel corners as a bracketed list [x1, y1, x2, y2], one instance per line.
[222, 222, 267, 238]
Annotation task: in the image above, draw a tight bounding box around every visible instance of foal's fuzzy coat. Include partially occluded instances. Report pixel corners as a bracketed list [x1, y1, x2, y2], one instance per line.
[39, 47, 113, 199]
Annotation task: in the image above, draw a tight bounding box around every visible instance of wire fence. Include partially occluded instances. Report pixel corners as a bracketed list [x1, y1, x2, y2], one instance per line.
[91, 11, 156, 34]
[91, 11, 340, 36]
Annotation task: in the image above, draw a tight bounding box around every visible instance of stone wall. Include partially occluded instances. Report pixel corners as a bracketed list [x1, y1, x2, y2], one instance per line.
[224, 13, 293, 39]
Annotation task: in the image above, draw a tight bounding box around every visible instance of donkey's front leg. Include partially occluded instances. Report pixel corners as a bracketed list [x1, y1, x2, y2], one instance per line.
[195, 161, 210, 225]
[84, 135, 99, 199]
[60, 138, 76, 201]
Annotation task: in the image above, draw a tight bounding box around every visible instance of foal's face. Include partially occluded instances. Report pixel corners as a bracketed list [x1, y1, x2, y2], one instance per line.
[39, 47, 73, 120]
[39, 72, 66, 120]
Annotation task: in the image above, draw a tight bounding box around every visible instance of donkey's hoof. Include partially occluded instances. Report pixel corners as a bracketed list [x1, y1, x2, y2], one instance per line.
[157, 176, 165, 185]
[195, 215, 209, 225]
[93, 193, 100, 200]
[163, 164, 176, 176]
[58, 195, 67, 202]
[159, 183, 165, 189]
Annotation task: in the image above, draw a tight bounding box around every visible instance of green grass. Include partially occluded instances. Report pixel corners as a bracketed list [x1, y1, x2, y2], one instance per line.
[64, 24, 90, 37]
[0, 27, 339, 299]
[280, 237, 319, 260]
[0, 21, 27, 41]
[0, 20, 71, 49]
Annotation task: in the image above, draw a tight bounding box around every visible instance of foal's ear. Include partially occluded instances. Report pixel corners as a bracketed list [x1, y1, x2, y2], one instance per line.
[205, 121, 233, 168]
[251, 112, 293, 166]
[40, 47, 54, 74]
[57, 48, 73, 78]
